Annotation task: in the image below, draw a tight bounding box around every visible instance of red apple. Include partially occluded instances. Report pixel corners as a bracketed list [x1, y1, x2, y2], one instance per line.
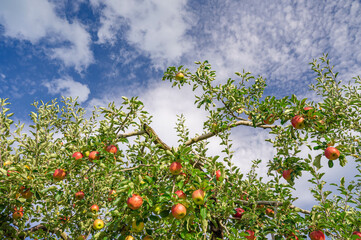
[53, 169, 66, 181]
[175, 72, 184, 81]
[72, 152, 83, 160]
[127, 194, 143, 210]
[309, 230, 325, 240]
[245, 230, 256, 240]
[75, 191, 85, 200]
[88, 151, 100, 162]
[171, 203, 187, 219]
[90, 204, 99, 213]
[324, 146, 340, 160]
[169, 162, 182, 175]
[175, 190, 187, 199]
[108, 190, 116, 201]
[265, 208, 274, 217]
[93, 219, 104, 230]
[106, 145, 118, 154]
[291, 115, 305, 129]
[264, 114, 275, 124]
[234, 208, 245, 219]
[192, 189, 205, 205]
[352, 231, 361, 240]
[215, 170, 221, 181]
[282, 169, 293, 181]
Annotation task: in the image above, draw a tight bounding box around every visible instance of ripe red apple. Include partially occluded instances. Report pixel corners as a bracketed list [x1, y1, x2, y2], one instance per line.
[309, 230, 325, 240]
[75, 191, 85, 200]
[234, 208, 245, 219]
[106, 145, 117, 154]
[132, 220, 144, 232]
[291, 115, 305, 129]
[93, 219, 104, 230]
[215, 170, 221, 181]
[265, 208, 274, 217]
[90, 204, 99, 213]
[127, 194, 143, 210]
[72, 152, 83, 160]
[175, 72, 184, 81]
[175, 190, 187, 199]
[171, 203, 187, 219]
[264, 114, 275, 124]
[88, 151, 100, 162]
[108, 190, 116, 201]
[169, 162, 182, 175]
[282, 169, 293, 181]
[192, 189, 205, 205]
[352, 231, 361, 240]
[324, 146, 340, 160]
[53, 169, 66, 181]
[245, 230, 256, 240]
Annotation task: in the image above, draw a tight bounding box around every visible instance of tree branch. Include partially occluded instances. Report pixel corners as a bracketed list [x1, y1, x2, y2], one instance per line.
[116, 130, 146, 138]
[143, 124, 171, 151]
[237, 200, 311, 214]
[119, 164, 154, 172]
[184, 120, 276, 146]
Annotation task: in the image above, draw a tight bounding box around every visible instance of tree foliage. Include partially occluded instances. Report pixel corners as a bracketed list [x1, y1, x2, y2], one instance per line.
[0, 55, 360, 239]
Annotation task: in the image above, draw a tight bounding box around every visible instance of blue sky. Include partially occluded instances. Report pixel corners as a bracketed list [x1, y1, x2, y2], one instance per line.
[1, 0, 361, 236]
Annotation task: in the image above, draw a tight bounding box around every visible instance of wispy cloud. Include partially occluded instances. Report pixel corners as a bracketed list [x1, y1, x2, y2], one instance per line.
[90, 0, 195, 69]
[43, 77, 90, 103]
[0, 0, 93, 72]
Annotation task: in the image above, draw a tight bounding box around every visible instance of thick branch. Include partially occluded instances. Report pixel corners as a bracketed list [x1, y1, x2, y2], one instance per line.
[143, 124, 171, 151]
[238, 200, 311, 214]
[184, 120, 276, 146]
[117, 130, 146, 138]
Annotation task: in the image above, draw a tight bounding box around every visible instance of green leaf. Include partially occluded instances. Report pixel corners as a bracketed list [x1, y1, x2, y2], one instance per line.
[313, 154, 322, 169]
[328, 160, 334, 168]
[200, 208, 207, 219]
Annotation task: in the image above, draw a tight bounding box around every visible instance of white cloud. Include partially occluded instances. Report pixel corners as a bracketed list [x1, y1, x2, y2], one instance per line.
[90, 0, 194, 68]
[0, 0, 93, 72]
[43, 77, 90, 103]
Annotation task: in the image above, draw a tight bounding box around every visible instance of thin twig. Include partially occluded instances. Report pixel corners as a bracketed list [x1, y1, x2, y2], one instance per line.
[119, 164, 154, 172]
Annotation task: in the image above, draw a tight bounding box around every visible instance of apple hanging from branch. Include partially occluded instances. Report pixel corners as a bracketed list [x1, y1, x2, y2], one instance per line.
[127, 194, 143, 210]
[171, 203, 187, 219]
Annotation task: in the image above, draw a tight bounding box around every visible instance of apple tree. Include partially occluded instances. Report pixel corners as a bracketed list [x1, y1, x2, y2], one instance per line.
[0, 54, 360, 239]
